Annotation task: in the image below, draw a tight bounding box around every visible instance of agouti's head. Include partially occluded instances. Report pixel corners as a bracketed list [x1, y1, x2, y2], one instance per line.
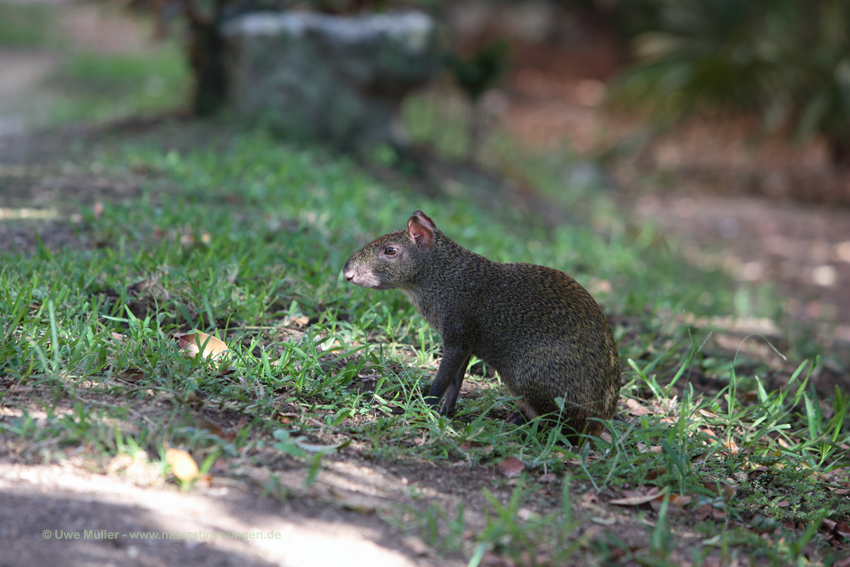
[343, 210, 437, 290]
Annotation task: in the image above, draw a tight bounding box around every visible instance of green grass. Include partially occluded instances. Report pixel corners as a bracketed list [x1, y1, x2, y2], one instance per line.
[0, 126, 847, 565]
[47, 45, 189, 124]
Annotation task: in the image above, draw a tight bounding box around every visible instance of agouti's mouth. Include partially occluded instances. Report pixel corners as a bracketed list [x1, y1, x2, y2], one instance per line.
[343, 266, 387, 289]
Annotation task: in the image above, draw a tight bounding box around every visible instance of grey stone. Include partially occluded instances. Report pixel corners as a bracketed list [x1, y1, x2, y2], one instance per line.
[223, 11, 439, 150]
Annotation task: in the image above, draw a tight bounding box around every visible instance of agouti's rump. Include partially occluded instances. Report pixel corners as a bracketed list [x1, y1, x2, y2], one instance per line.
[344, 210, 621, 441]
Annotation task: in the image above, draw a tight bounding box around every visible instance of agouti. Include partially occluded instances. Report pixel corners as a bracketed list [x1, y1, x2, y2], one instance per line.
[343, 210, 621, 440]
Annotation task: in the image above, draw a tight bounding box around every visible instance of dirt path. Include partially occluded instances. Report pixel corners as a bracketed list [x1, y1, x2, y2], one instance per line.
[0, 459, 464, 567]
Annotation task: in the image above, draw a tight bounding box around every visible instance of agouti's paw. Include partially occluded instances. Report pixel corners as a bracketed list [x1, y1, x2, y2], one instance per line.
[505, 411, 527, 425]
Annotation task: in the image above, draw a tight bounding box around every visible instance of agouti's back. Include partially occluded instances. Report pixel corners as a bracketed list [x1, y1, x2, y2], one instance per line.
[344, 210, 620, 439]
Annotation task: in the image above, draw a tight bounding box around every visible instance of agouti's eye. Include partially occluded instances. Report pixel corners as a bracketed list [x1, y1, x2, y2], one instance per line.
[384, 246, 397, 256]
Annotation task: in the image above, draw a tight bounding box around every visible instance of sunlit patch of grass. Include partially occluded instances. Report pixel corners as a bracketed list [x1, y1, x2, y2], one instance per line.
[47, 44, 189, 123]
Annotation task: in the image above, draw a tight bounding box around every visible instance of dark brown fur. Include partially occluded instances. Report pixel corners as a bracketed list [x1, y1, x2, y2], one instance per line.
[343, 211, 620, 440]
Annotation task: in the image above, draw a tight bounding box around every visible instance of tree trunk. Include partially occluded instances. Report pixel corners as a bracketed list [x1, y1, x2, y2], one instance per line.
[189, 19, 227, 116]
[829, 136, 850, 169]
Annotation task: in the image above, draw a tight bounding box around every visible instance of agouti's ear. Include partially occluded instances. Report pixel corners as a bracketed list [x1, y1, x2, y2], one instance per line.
[410, 210, 437, 232]
[408, 213, 434, 250]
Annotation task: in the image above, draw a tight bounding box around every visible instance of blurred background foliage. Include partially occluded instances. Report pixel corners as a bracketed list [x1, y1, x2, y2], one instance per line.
[606, 0, 850, 166]
[127, 0, 849, 167]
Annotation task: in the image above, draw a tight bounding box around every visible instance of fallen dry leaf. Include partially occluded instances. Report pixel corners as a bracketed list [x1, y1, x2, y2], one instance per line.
[723, 439, 740, 455]
[284, 315, 310, 328]
[825, 519, 850, 540]
[402, 536, 430, 557]
[693, 503, 726, 521]
[645, 467, 667, 480]
[610, 487, 665, 506]
[657, 493, 691, 508]
[276, 412, 299, 424]
[581, 492, 599, 505]
[165, 447, 200, 482]
[117, 369, 145, 383]
[703, 481, 736, 499]
[626, 398, 650, 416]
[748, 466, 771, 479]
[176, 332, 228, 359]
[497, 456, 525, 478]
[538, 473, 557, 483]
[193, 415, 234, 440]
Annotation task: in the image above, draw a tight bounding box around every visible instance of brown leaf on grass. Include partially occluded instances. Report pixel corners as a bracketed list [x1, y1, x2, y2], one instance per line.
[538, 473, 557, 483]
[610, 487, 665, 506]
[284, 315, 310, 328]
[193, 415, 235, 440]
[748, 466, 771, 479]
[165, 447, 200, 481]
[703, 481, 737, 499]
[775, 500, 790, 508]
[832, 558, 850, 567]
[649, 493, 691, 514]
[117, 369, 145, 383]
[696, 425, 719, 440]
[693, 503, 726, 521]
[110, 332, 126, 342]
[581, 492, 598, 505]
[636, 443, 663, 454]
[626, 398, 650, 416]
[276, 412, 299, 424]
[93, 201, 104, 219]
[459, 440, 486, 451]
[824, 519, 850, 540]
[645, 467, 667, 480]
[402, 536, 430, 557]
[176, 332, 228, 359]
[498, 456, 525, 478]
[408, 433, 429, 447]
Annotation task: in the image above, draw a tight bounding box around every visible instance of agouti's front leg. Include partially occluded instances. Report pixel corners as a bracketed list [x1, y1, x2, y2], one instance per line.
[426, 345, 471, 415]
[441, 353, 471, 415]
